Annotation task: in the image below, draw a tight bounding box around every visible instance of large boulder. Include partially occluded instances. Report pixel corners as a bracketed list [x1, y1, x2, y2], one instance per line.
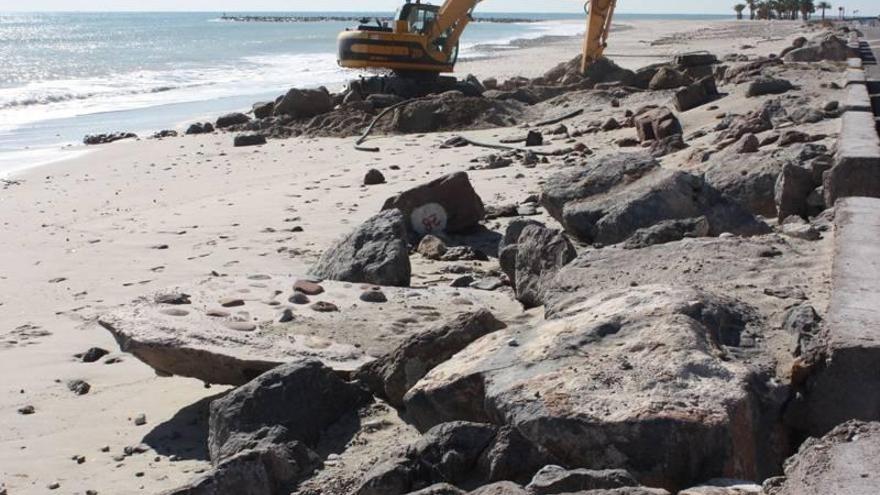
[274, 87, 333, 118]
[404, 285, 784, 491]
[649, 68, 692, 90]
[674, 77, 719, 112]
[783, 34, 851, 63]
[745, 78, 795, 98]
[774, 164, 814, 222]
[209, 359, 369, 464]
[540, 154, 768, 245]
[634, 107, 682, 143]
[766, 421, 880, 495]
[498, 223, 577, 309]
[216, 112, 251, 129]
[310, 209, 412, 287]
[704, 148, 801, 218]
[99, 275, 521, 386]
[355, 310, 506, 407]
[382, 172, 485, 235]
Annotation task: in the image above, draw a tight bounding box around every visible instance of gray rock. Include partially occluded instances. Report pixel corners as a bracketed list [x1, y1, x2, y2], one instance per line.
[274, 87, 332, 118]
[679, 479, 762, 494]
[355, 422, 498, 495]
[634, 107, 682, 143]
[649, 133, 687, 157]
[186, 123, 214, 135]
[405, 484, 466, 495]
[746, 78, 795, 97]
[704, 148, 799, 218]
[364, 169, 386, 186]
[774, 164, 814, 221]
[310, 209, 412, 287]
[783, 34, 851, 62]
[418, 235, 448, 260]
[404, 285, 781, 491]
[356, 310, 505, 407]
[79, 347, 109, 363]
[99, 276, 521, 386]
[508, 224, 576, 309]
[674, 77, 719, 112]
[252, 102, 274, 119]
[208, 359, 370, 463]
[233, 134, 266, 147]
[67, 379, 91, 395]
[649, 68, 691, 90]
[541, 155, 768, 245]
[382, 172, 485, 235]
[160, 442, 318, 495]
[767, 421, 880, 495]
[468, 482, 528, 494]
[777, 130, 809, 147]
[526, 465, 638, 494]
[623, 216, 710, 249]
[733, 134, 759, 154]
[216, 113, 251, 129]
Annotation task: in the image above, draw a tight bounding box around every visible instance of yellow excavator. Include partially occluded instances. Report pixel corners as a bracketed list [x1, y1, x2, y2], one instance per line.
[337, 0, 617, 76]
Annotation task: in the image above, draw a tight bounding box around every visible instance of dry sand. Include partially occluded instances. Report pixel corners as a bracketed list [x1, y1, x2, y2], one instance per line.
[0, 19, 830, 494]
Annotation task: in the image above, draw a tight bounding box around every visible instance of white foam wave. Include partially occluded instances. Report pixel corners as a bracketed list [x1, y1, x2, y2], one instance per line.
[0, 52, 362, 132]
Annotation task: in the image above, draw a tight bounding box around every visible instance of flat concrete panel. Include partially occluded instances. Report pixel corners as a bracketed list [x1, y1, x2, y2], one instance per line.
[845, 84, 873, 112]
[825, 112, 880, 205]
[787, 198, 880, 435]
[845, 68, 866, 86]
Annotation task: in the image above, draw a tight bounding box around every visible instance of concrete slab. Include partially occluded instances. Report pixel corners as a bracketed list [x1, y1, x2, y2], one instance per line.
[845, 68, 866, 86]
[824, 111, 880, 205]
[844, 83, 873, 112]
[848, 58, 863, 69]
[98, 274, 523, 385]
[787, 198, 880, 435]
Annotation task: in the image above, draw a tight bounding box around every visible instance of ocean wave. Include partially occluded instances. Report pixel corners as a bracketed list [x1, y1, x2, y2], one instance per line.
[0, 52, 358, 129]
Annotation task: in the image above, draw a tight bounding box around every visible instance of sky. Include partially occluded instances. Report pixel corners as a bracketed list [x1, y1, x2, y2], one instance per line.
[0, 1, 876, 16]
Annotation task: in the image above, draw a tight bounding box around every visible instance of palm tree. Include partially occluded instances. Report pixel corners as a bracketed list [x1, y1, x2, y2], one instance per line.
[747, 0, 757, 19]
[800, 0, 816, 20]
[817, 1, 831, 20]
[734, 3, 747, 19]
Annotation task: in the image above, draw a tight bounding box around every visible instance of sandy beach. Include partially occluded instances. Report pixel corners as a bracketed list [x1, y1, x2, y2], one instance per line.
[0, 16, 853, 495]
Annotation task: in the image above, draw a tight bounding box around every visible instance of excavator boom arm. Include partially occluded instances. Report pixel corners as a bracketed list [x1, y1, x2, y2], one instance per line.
[337, 0, 617, 74]
[427, 0, 616, 72]
[582, 0, 618, 71]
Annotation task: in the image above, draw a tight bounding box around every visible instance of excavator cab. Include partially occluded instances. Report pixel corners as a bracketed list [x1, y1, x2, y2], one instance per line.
[396, 3, 440, 34]
[338, 1, 461, 74]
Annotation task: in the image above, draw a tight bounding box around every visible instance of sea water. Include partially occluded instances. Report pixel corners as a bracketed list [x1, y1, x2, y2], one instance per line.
[0, 11, 729, 175]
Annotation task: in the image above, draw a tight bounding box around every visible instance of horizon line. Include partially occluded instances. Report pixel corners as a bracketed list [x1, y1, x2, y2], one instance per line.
[0, 9, 738, 15]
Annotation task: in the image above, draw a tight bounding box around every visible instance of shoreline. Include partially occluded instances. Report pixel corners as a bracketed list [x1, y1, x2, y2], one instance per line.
[0, 18, 586, 179]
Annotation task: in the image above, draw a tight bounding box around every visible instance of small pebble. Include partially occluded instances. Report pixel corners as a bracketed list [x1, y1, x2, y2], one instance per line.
[359, 288, 387, 303]
[288, 292, 310, 305]
[134, 413, 147, 426]
[310, 301, 339, 313]
[220, 297, 245, 308]
[293, 280, 324, 295]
